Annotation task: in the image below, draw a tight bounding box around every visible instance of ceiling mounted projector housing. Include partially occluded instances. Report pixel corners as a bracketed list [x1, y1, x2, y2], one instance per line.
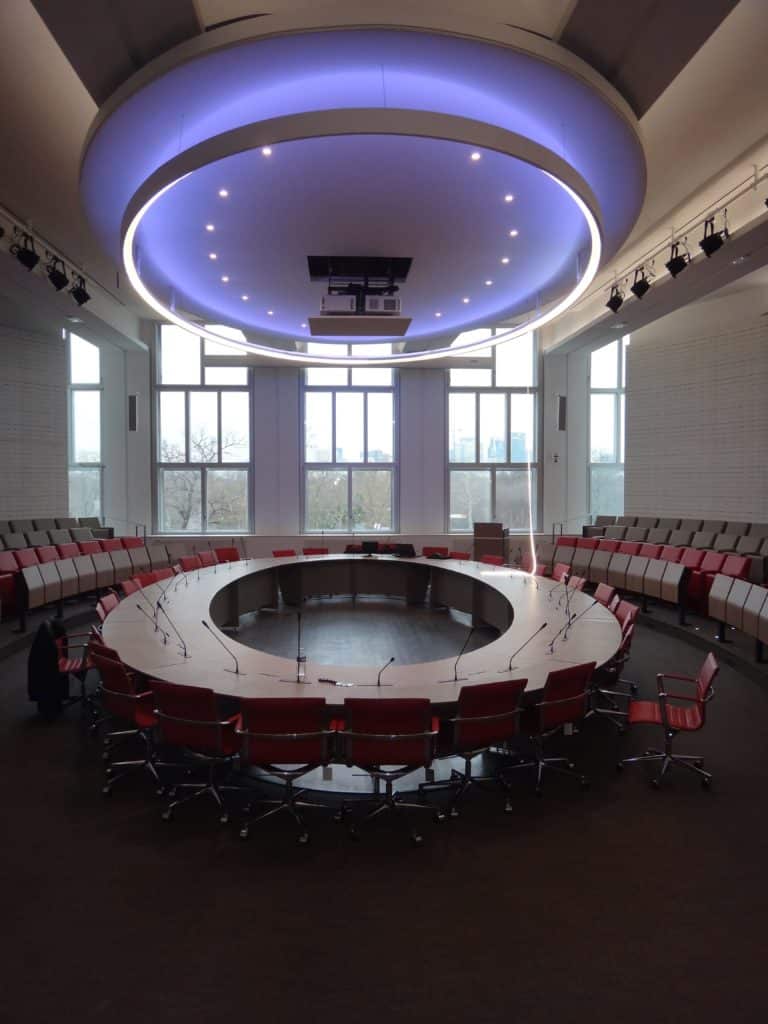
[308, 315, 412, 337]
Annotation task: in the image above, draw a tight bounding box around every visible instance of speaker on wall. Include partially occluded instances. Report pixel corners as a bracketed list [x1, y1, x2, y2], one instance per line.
[556, 394, 567, 431]
[128, 394, 138, 432]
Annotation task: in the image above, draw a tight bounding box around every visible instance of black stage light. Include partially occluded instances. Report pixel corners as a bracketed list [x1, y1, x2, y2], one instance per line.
[606, 284, 624, 314]
[69, 274, 91, 307]
[10, 232, 39, 271]
[46, 255, 69, 291]
[665, 242, 689, 278]
[630, 267, 651, 300]
[699, 217, 725, 257]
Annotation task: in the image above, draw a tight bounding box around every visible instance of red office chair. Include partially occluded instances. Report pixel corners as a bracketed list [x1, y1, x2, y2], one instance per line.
[198, 550, 218, 568]
[590, 624, 637, 723]
[618, 652, 719, 788]
[237, 698, 336, 844]
[96, 592, 119, 622]
[272, 549, 296, 558]
[302, 547, 329, 556]
[120, 578, 140, 597]
[449, 550, 470, 559]
[614, 599, 639, 635]
[150, 681, 241, 823]
[593, 582, 617, 607]
[551, 562, 570, 583]
[179, 554, 202, 572]
[135, 571, 159, 588]
[336, 699, 439, 845]
[154, 566, 175, 581]
[480, 554, 505, 566]
[423, 679, 528, 818]
[567, 575, 587, 591]
[422, 546, 449, 558]
[214, 546, 240, 563]
[91, 652, 161, 795]
[504, 662, 596, 794]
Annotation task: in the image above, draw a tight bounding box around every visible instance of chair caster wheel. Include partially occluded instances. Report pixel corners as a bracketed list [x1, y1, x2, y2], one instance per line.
[695, 760, 704, 768]
[102, 752, 110, 762]
[535, 787, 543, 797]
[298, 832, 310, 845]
[449, 806, 460, 819]
[219, 813, 229, 825]
[348, 826, 360, 841]
[651, 779, 660, 789]
[701, 777, 711, 789]
[616, 762, 624, 772]
[102, 785, 112, 796]
[580, 777, 589, 789]
[504, 799, 513, 813]
[239, 828, 249, 840]
[411, 833, 424, 847]
[568, 762, 575, 770]
[156, 787, 165, 797]
[434, 811, 447, 823]
[162, 809, 173, 821]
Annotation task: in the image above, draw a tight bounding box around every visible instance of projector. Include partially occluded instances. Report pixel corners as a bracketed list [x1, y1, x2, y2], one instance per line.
[320, 294, 357, 314]
[364, 295, 402, 315]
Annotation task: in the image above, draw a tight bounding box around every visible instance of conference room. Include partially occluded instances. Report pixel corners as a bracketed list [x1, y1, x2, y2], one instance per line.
[1, 2, 766, 1023]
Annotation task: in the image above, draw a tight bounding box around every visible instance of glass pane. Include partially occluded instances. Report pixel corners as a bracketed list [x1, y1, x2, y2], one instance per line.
[160, 469, 201, 531]
[352, 470, 392, 531]
[160, 325, 200, 385]
[590, 340, 618, 389]
[620, 393, 625, 462]
[509, 393, 535, 461]
[351, 344, 393, 386]
[479, 393, 506, 462]
[189, 391, 218, 462]
[590, 394, 616, 463]
[72, 390, 100, 462]
[69, 334, 100, 384]
[495, 332, 534, 387]
[68, 468, 101, 517]
[622, 335, 630, 388]
[590, 465, 624, 517]
[306, 343, 348, 386]
[449, 392, 476, 462]
[159, 391, 185, 462]
[366, 392, 393, 462]
[449, 368, 492, 387]
[203, 332, 247, 384]
[306, 469, 348, 531]
[496, 468, 537, 532]
[450, 328, 494, 356]
[449, 470, 491, 532]
[206, 469, 248, 531]
[221, 392, 250, 462]
[335, 392, 364, 462]
[305, 392, 333, 462]
[205, 366, 248, 385]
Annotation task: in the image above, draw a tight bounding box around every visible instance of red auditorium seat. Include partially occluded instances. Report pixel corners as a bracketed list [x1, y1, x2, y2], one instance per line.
[0, 551, 19, 617]
[198, 551, 218, 567]
[57, 542, 80, 559]
[121, 537, 143, 549]
[302, 547, 329, 555]
[449, 550, 470, 559]
[100, 539, 122, 552]
[597, 538, 620, 552]
[179, 555, 202, 572]
[422, 546, 449, 557]
[687, 551, 727, 611]
[617, 541, 641, 556]
[659, 545, 682, 563]
[721, 554, 750, 579]
[135, 571, 159, 588]
[575, 537, 599, 549]
[272, 549, 296, 558]
[14, 548, 40, 569]
[679, 548, 705, 570]
[79, 540, 101, 555]
[638, 543, 663, 559]
[35, 546, 60, 564]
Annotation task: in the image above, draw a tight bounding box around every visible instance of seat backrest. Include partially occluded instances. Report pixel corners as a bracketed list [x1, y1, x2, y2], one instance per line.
[154, 566, 174, 580]
[453, 679, 528, 750]
[96, 592, 120, 621]
[696, 652, 719, 706]
[55, 517, 78, 529]
[638, 543, 662, 559]
[120, 579, 140, 596]
[78, 540, 101, 555]
[238, 697, 330, 765]
[554, 536, 577, 548]
[721, 554, 749, 579]
[575, 537, 599, 549]
[343, 698, 435, 768]
[659, 545, 682, 563]
[679, 547, 705, 570]
[70, 528, 93, 542]
[100, 538, 122, 552]
[150, 680, 230, 755]
[699, 551, 726, 574]
[594, 515, 616, 526]
[747, 522, 768, 538]
[120, 536, 143, 549]
[624, 527, 648, 542]
[616, 516, 637, 527]
[91, 652, 145, 721]
[422, 546, 449, 557]
[198, 550, 218, 567]
[56, 542, 80, 559]
[655, 518, 680, 530]
[78, 516, 101, 529]
[179, 554, 202, 572]
[596, 538, 620, 552]
[25, 530, 50, 547]
[735, 535, 762, 555]
[480, 554, 505, 566]
[617, 541, 641, 556]
[700, 519, 725, 533]
[538, 662, 596, 732]
[48, 529, 72, 545]
[35, 545, 59, 564]
[214, 546, 240, 562]
[2, 533, 27, 550]
[450, 550, 470, 559]
[678, 519, 703, 532]
[10, 519, 34, 532]
[668, 529, 694, 547]
[593, 582, 616, 607]
[14, 548, 40, 569]
[646, 529, 670, 545]
[634, 517, 658, 529]
[615, 599, 639, 633]
[0, 551, 19, 573]
[724, 521, 749, 537]
[135, 571, 159, 587]
[713, 532, 738, 552]
[33, 518, 57, 530]
[302, 547, 329, 555]
[272, 549, 296, 558]
[551, 562, 570, 582]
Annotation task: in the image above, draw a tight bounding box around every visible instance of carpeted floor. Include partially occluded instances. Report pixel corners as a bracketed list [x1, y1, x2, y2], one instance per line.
[2, 614, 767, 1024]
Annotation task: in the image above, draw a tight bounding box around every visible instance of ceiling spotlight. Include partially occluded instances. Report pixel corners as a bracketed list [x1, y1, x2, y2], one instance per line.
[241, 295, 249, 301]
[267, 310, 274, 316]
[205, 224, 215, 232]
[501, 257, 510, 264]
[509, 229, 519, 237]
[485, 280, 493, 286]
[45, 254, 69, 291]
[69, 274, 91, 307]
[208, 253, 217, 260]
[630, 267, 651, 300]
[665, 242, 689, 278]
[218, 188, 229, 198]
[699, 216, 726, 257]
[301, 322, 307, 328]
[10, 232, 39, 271]
[470, 152, 481, 161]
[221, 275, 229, 283]
[462, 297, 470, 304]
[504, 194, 514, 203]
[606, 284, 624, 314]
[261, 146, 273, 156]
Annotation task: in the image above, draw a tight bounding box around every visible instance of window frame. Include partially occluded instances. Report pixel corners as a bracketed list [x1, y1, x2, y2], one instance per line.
[588, 335, 629, 517]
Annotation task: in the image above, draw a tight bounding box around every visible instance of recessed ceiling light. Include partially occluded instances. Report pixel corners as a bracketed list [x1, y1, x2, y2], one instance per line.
[241, 294, 249, 301]
[504, 194, 515, 203]
[261, 146, 273, 157]
[221, 275, 229, 283]
[218, 189, 229, 198]
[485, 280, 493, 286]
[470, 152, 481, 161]
[205, 224, 215, 232]
[301, 322, 307, 328]
[509, 229, 519, 237]
[462, 297, 470, 304]
[501, 257, 510, 264]
[208, 252, 217, 260]
[435, 311, 443, 317]
[267, 310, 274, 316]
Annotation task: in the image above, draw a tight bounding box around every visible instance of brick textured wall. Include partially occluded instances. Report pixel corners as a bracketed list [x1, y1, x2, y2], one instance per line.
[0, 327, 68, 518]
[625, 290, 768, 520]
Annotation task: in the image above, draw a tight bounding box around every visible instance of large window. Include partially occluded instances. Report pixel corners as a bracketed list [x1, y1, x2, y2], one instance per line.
[448, 332, 538, 532]
[589, 336, 629, 517]
[155, 326, 251, 532]
[303, 343, 396, 532]
[68, 333, 102, 517]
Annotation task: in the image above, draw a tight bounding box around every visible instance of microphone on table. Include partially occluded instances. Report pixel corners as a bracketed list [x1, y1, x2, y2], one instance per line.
[377, 656, 395, 687]
[157, 602, 190, 658]
[173, 570, 188, 592]
[157, 574, 176, 605]
[136, 586, 158, 625]
[446, 625, 476, 682]
[296, 610, 307, 682]
[201, 619, 243, 675]
[549, 571, 570, 604]
[505, 622, 548, 671]
[548, 599, 597, 652]
[135, 603, 169, 644]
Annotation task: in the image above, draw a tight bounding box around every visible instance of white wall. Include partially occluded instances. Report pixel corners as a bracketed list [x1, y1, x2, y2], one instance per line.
[625, 285, 768, 519]
[0, 325, 68, 517]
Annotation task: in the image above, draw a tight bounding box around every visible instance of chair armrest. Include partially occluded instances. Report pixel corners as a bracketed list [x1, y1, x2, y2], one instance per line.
[658, 672, 697, 682]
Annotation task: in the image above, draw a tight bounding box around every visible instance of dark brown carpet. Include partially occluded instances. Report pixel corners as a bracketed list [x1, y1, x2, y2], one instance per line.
[1, 614, 767, 1024]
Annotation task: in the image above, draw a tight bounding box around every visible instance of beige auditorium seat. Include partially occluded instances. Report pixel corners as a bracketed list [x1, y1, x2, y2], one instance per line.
[0, 520, 10, 534]
[724, 578, 753, 630]
[642, 558, 666, 599]
[758, 598, 768, 647]
[108, 548, 132, 582]
[707, 574, 733, 623]
[535, 540, 556, 572]
[553, 544, 576, 567]
[33, 518, 57, 531]
[690, 531, 715, 549]
[625, 556, 650, 593]
[604, 525, 627, 540]
[128, 546, 152, 573]
[91, 552, 116, 588]
[735, 535, 763, 556]
[25, 530, 50, 547]
[147, 543, 171, 569]
[569, 546, 595, 576]
[55, 517, 79, 529]
[49, 529, 72, 545]
[634, 517, 658, 529]
[668, 529, 693, 547]
[606, 553, 632, 589]
[660, 562, 686, 607]
[10, 519, 34, 532]
[73, 554, 97, 592]
[55, 558, 79, 599]
[2, 533, 27, 550]
[701, 519, 725, 533]
[742, 586, 768, 638]
[38, 562, 63, 604]
[725, 521, 749, 537]
[78, 517, 102, 530]
[646, 528, 670, 545]
[624, 527, 648, 542]
[616, 516, 637, 527]
[713, 533, 738, 552]
[656, 518, 680, 530]
[21, 565, 46, 610]
[678, 519, 703, 532]
[593, 515, 616, 527]
[748, 523, 768, 538]
[587, 549, 613, 584]
[70, 527, 94, 542]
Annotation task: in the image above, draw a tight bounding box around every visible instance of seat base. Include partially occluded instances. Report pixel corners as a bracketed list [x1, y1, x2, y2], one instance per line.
[336, 776, 432, 846]
[503, 751, 589, 795]
[619, 748, 712, 788]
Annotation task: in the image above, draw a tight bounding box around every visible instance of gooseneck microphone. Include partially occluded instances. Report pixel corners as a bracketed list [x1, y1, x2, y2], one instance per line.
[453, 626, 476, 681]
[136, 586, 158, 625]
[506, 622, 548, 671]
[173, 570, 188, 592]
[548, 599, 597, 652]
[136, 603, 169, 644]
[157, 574, 176, 606]
[201, 619, 243, 674]
[157, 602, 189, 658]
[377, 656, 395, 687]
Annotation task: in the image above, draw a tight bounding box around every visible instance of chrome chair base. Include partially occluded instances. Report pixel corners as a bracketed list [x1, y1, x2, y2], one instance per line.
[102, 731, 166, 795]
[503, 745, 589, 795]
[419, 753, 514, 817]
[336, 776, 432, 846]
[618, 748, 712, 788]
[161, 758, 241, 824]
[239, 777, 327, 845]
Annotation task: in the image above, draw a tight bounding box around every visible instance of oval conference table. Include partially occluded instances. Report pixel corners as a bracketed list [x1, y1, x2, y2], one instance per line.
[103, 554, 623, 707]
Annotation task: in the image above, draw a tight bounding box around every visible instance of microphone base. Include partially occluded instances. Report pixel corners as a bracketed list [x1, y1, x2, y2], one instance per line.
[223, 668, 245, 675]
[436, 675, 468, 684]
